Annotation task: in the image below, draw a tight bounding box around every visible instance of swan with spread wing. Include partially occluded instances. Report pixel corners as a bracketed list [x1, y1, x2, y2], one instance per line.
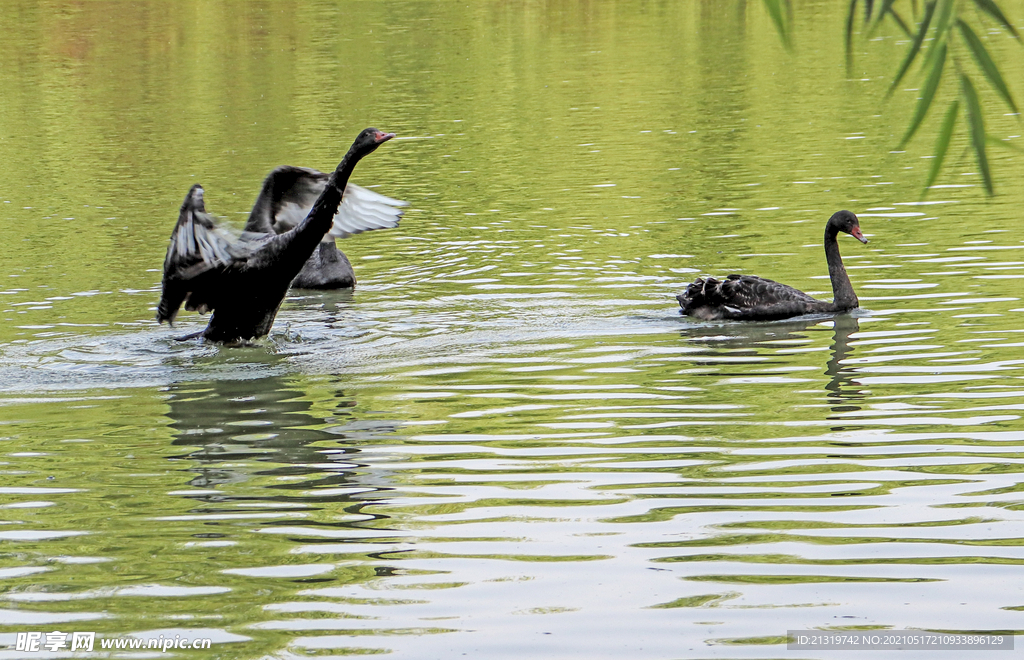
[156, 128, 398, 343]
[244, 165, 406, 288]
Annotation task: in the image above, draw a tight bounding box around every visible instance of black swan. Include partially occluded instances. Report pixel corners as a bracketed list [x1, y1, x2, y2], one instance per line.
[677, 210, 868, 321]
[156, 127, 395, 343]
[244, 166, 406, 289]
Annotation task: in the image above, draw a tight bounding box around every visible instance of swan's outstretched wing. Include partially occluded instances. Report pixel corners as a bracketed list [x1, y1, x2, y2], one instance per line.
[156, 185, 256, 325]
[246, 166, 406, 239]
[329, 183, 408, 238]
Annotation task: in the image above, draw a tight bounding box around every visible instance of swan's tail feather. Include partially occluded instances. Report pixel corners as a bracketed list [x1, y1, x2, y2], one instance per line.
[677, 276, 719, 312]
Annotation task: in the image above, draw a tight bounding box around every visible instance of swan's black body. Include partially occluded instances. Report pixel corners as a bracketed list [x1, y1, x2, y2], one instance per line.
[156, 128, 395, 343]
[244, 165, 406, 289]
[677, 210, 868, 321]
[291, 241, 357, 289]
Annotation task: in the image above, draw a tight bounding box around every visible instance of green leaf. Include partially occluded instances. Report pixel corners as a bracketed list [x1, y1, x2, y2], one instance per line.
[868, 0, 900, 35]
[925, 100, 959, 190]
[871, 0, 896, 24]
[921, 0, 955, 72]
[971, 0, 1020, 38]
[763, 0, 793, 50]
[958, 19, 1019, 113]
[986, 135, 1024, 154]
[846, 0, 860, 71]
[899, 42, 947, 148]
[887, 8, 913, 37]
[868, 0, 912, 37]
[888, 0, 937, 96]
[961, 74, 994, 195]
[931, 0, 955, 38]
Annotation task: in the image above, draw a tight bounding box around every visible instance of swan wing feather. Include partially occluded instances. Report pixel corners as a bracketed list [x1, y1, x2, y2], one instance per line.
[248, 166, 405, 238]
[678, 275, 826, 321]
[329, 183, 408, 238]
[157, 188, 254, 325]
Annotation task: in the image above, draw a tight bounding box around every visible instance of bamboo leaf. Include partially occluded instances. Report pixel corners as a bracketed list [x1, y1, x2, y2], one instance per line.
[899, 42, 947, 148]
[888, 0, 937, 96]
[763, 0, 793, 50]
[925, 100, 959, 190]
[921, 0, 955, 72]
[931, 0, 956, 38]
[869, 0, 912, 37]
[887, 8, 913, 37]
[971, 0, 1020, 38]
[986, 135, 1024, 153]
[958, 19, 1019, 113]
[961, 74, 994, 195]
[846, 0, 860, 71]
[868, 0, 900, 35]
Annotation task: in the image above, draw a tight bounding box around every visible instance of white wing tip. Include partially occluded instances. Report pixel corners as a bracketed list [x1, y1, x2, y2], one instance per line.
[330, 183, 407, 239]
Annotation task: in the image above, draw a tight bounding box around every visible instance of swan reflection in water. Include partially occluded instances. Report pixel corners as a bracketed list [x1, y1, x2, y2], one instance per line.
[679, 312, 865, 421]
[823, 314, 864, 420]
[164, 375, 402, 500]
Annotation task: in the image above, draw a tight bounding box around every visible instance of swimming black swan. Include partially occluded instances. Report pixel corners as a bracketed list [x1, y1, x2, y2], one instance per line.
[156, 127, 396, 343]
[244, 166, 406, 289]
[677, 210, 868, 321]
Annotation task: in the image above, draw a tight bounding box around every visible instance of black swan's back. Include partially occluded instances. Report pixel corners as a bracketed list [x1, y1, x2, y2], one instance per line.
[677, 274, 833, 321]
[678, 210, 868, 322]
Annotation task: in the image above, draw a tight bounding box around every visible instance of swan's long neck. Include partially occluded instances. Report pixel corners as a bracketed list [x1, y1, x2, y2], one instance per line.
[825, 223, 858, 309]
[281, 145, 365, 267]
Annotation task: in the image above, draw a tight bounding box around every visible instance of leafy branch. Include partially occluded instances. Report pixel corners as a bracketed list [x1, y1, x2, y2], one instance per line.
[765, 0, 1022, 195]
[762, 0, 795, 50]
[866, 0, 1021, 195]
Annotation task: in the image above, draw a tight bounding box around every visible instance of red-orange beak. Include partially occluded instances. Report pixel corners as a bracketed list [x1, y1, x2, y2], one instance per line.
[374, 131, 396, 144]
[851, 226, 868, 244]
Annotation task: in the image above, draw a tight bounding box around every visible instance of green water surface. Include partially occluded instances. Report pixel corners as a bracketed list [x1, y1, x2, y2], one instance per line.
[2, 1, 1024, 658]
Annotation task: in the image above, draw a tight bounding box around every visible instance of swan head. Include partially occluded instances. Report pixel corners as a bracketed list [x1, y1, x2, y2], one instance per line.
[351, 127, 396, 157]
[829, 209, 868, 244]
